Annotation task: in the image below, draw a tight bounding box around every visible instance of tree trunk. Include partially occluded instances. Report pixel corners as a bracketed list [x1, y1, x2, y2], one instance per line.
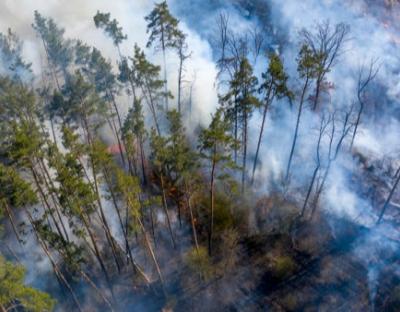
[160, 174, 176, 248]
[377, 168, 400, 224]
[251, 90, 273, 185]
[301, 164, 319, 217]
[2, 200, 22, 244]
[311, 162, 331, 218]
[103, 168, 150, 284]
[38, 159, 70, 242]
[242, 112, 248, 193]
[178, 58, 183, 113]
[312, 75, 322, 111]
[109, 90, 127, 167]
[234, 95, 238, 164]
[50, 118, 58, 147]
[30, 165, 67, 244]
[185, 182, 199, 251]
[137, 217, 165, 292]
[209, 147, 216, 256]
[350, 103, 363, 150]
[26, 210, 83, 312]
[162, 44, 169, 111]
[286, 76, 309, 181]
[139, 136, 147, 185]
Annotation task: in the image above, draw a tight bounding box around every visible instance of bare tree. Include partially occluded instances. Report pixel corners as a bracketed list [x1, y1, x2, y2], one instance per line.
[300, 21, 350, 111]
[301, 113, 331, 217]
[310, 106, 354, 218]
[349, 59, 380, 150]
[377, 164, 400, 223]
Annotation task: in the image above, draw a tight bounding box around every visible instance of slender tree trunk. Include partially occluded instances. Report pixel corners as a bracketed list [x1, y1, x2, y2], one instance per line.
[234, 96, 238, 164]
[26, 210, 83, 312]
[286, 76, 309, 181]
[160, 174, 176, 248]
[142, 84, 161, 135]
[242, 112, 248, 193]
[81, 113, 123, 273]
[79, 271, 114, 311]
[103, 169, 150, 284]
[162, 46, 169, 111]
[38, 159, 70, 241]
[139, 136, 147, 185]
[377, 168, 400, 224]
[209, 147, 216, 256]
[312, 75, 322, 111]
[178, 58, 183, 113]
[150, 205, 156, 245]
[50, 118, 58, 147]
[30, 165, 67, 243]
[80, 210, 115, 298]
[185, 182, 199, 251]
[350, 103, 363, 150]
[301, 164, 319, 217]
[2, 200, 22, 244]
[177, 200, 182, 228]
[137, 217, 165, 293]
[109, 90, 127, 167]
[311, 162, 331, 218]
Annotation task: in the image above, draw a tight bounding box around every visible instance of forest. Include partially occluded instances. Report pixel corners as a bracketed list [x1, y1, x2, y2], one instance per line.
[0, 0, 400, 311]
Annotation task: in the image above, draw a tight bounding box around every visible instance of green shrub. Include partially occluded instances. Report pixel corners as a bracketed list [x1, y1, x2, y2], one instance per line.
[185, 246, 213, 281]
[271, 255, 297, 280]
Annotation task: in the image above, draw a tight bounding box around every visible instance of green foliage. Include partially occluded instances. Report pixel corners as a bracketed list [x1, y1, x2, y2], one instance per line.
[0, 255, 56, 311]
[115, 169, 142, 233]
[198, 108, 238, 171]
[149, 128, 169, 171]
[185, 246, 213, 281]
[0, 163, 38, 208]
[165, 109, 198, 183]
[260, 53, 293, 100]
[271, 255, 297, 280]
[132, 44, 171, 102]
[32, 11, 72, 75]
[0, 29, 32, 81]
[145, 1, 184, 51]
[6, 121, 44, 168]
[217, 228, 239, 273]
[297, 44, 323, 79]
[58, 70, 105, 130]
[93, 11, 127, 46]
[34, 220, 85, 274]
[222, 57, 260, 122]
[123, 98, 146, 141]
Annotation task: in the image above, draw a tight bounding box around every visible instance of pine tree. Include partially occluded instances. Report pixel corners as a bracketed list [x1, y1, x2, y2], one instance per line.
[93, 11, 127, 58]
[198, 108, 238, 255]
[0, 255, 56, 312]
[0, 29, 32, 81]
[132, 44, 171, 134]
[222, 57, 259, 192]
[251, 53, 291, 184]
[122, 98, 147, 183]
[176, 34, 190, 114]
[149, 128, 176, 248]
[145, 1, 183, 110]
[32, 11, 73, 87]
[165, 109, 198, 229]
[286, 44, 321, 181]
